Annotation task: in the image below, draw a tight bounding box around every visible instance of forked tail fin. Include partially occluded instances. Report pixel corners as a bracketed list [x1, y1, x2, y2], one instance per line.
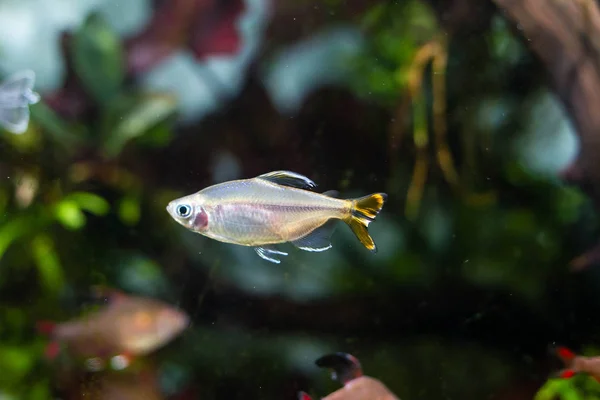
[346, 193, 387, 252]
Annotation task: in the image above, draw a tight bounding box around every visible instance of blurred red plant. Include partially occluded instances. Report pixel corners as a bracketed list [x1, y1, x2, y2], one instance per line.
[46, 0, 246, 119]
[126, 0, 246, 75]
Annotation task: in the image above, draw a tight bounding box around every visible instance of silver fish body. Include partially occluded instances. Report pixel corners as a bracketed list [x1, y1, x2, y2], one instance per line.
[166, 171, 387, 263]
[198, 179, 348, 245]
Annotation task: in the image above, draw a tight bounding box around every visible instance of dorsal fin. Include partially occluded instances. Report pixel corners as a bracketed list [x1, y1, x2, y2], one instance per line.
[257, 171, 317, 189]
[322, 190, 339, 198]
[315, 352, 364, 385]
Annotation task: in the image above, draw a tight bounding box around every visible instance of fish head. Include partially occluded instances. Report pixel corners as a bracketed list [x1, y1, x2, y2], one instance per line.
[118, 298, 190, 354]
[151, 305, 190, 345]
[166, 194, 209, 232]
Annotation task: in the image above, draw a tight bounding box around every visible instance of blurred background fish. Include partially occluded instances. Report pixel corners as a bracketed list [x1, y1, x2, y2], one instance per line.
[0, 69, 40, 134]
[36, 287, 189, 370]
[166, 170, 387, 263]
[554, 346, 600, 382]
[300, 352, 400, 400]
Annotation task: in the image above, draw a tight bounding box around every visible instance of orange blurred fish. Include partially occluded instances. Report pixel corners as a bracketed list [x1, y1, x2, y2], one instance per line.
[37, 288, 189, 368]
[299, 352, 400, 400]
[553, 346, 600, 382]
[166, 170, 387, 263]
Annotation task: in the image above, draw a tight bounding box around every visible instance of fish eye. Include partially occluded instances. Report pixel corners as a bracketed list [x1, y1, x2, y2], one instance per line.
[177, 204, 192, 218]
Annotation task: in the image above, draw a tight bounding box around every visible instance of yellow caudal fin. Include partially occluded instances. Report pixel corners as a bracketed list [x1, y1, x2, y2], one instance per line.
[346, 193, 387, 252]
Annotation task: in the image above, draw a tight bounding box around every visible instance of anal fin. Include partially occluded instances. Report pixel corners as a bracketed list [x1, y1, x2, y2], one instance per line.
[292, 219, 338, 252]
[257, 171, 317, 190]
[255, 246, 288, 264]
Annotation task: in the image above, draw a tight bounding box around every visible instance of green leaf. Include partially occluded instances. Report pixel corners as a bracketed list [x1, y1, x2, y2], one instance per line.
[65, 192, 110, 216]
[30, 101, 85, 150]
[53, 200, 86, 230]
[27, 380, 52, 400]
[1, 122, 42, 153]
[554, 187, 586, 224]
[0, 214, 38, 262]
[535, 376, 590, 400]
[361, 3, 387, 30]
[118, 195, 141, 226]
[31, 235, 64, 293]
[102, 92, 178, 157]
[136, 122, 174, 148]
[0, 346, 35, 386]
[71, 13, 125, 106]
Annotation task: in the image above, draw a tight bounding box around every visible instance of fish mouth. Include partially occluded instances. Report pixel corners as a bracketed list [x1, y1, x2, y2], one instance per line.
[166, 202, 174, 215]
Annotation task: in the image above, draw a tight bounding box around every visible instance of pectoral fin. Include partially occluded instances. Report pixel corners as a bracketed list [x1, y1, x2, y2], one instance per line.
[292, 219, 337, 252]
[257, 171, 317, 189]
[255, 246, 288, 264]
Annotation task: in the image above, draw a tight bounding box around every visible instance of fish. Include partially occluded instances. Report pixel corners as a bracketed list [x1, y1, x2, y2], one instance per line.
[299, 352, 400, 400]
[37, 287, 189, 369]
[166, 170, 387, 263]
[0, 69, 40, 134]
[553, 346, 600, 382]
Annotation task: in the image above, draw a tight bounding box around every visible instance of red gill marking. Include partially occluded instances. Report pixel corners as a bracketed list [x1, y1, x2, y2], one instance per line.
[192, 209, 208, 230]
